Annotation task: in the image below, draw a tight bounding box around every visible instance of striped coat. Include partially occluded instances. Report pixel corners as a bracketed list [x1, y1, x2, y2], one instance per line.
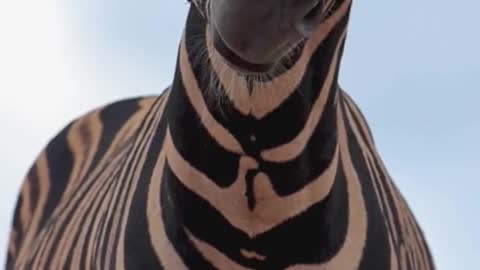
[7, 1, 435, 269]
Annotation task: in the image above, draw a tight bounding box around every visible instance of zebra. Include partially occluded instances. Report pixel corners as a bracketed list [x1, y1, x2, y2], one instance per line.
[6, 0, 436, 269]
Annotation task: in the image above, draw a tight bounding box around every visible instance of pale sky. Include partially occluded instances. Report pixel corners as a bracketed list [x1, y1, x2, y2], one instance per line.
[0, 0, 479, 269]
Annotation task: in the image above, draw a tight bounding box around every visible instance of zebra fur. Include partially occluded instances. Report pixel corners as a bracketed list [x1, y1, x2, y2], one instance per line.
[6, 1, 435, 269]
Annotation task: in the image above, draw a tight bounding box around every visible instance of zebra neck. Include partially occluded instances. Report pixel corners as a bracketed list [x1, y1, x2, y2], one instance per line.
[169, 4, 349, 150]
[162, 5, 350, 223]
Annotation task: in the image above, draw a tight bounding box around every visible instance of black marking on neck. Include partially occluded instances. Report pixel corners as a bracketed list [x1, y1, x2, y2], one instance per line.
[245, 169, 259, 211]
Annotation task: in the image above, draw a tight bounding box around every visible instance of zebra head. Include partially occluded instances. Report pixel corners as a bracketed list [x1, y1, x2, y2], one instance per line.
[189, 0, 348, 74]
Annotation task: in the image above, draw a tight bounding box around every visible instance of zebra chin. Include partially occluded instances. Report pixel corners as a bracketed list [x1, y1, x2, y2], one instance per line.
[211, 29, 277, 74]
[211, 27, 307, 76]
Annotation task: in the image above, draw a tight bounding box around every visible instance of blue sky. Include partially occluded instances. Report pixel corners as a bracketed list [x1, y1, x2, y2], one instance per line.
[0, 0, 479, 268]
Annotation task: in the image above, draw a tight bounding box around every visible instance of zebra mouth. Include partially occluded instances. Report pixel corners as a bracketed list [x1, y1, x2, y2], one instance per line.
[212, 29, 275, 74]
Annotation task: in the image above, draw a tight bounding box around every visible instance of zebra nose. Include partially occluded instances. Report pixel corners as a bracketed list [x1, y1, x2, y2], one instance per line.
[209, 0, 327, 71]
[290, 0, 325, 36]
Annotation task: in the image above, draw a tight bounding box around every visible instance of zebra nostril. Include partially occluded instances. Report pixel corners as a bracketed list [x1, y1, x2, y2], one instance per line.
[297, 0, 324, 36]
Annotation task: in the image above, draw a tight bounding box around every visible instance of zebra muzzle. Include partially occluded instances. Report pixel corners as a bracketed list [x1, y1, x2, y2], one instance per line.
[209, 0, 326, 73]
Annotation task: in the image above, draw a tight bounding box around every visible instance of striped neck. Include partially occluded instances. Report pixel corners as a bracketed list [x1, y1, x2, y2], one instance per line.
[159, 1, 356, 264]
[170, 2, 350, 149]
[165, 1, 352, 208]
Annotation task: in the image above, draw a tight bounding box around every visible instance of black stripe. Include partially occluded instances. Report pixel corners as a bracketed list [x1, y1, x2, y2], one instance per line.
[168, 64, 240, 187]
[343, 98, 405, 252]
[161, 163, 223, 270]
[342, 106, 391, 270]
[123, 95, 169, 270]
[77, 161, 124, 269]
[39, 122, 75, 230]
[108, 96, 166, 268]
[260, 84, 338, 196]
[86, 97, 145, 177]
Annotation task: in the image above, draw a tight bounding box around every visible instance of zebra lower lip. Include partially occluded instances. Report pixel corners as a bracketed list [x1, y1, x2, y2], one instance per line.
[212, 29, 274, 74]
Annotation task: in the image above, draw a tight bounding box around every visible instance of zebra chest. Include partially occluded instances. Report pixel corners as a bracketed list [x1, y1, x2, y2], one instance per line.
[155, 166, 349, 270]
[119, 125, 356, 269]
